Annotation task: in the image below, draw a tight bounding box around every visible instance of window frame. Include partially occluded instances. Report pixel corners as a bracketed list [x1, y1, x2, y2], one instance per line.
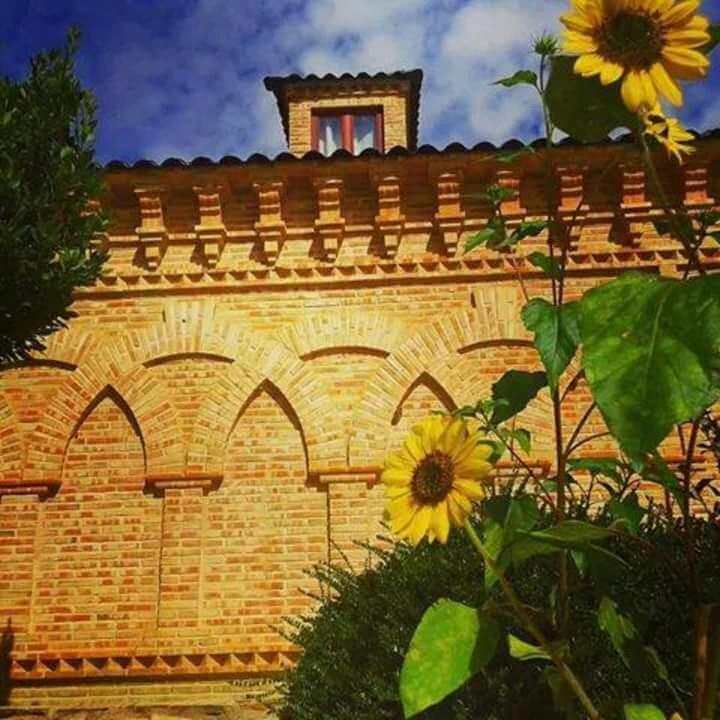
[311, 108, 384, 154]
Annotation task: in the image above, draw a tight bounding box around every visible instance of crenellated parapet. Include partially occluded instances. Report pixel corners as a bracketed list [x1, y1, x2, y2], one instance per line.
[93, 138, 720, 294]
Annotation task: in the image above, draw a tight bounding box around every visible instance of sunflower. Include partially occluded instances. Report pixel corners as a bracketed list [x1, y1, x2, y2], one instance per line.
[642, 104, 695, 160]
[561, 0, 711, 112]
[381, 415, 495, 545]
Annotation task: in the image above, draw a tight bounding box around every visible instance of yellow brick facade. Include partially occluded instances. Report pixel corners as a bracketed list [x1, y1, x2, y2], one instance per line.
[0, 76, 719, 716]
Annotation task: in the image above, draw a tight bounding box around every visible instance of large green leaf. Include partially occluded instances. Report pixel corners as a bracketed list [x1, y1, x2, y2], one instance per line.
[579, 272, 720, 457]
[522, 299, 581, 392]
[546, 55, 638, 143]
[624, 704, 666, 720]
[490, 370, 548, 424]
[483, 495, 541, 590]
[400, 600, 500, 718]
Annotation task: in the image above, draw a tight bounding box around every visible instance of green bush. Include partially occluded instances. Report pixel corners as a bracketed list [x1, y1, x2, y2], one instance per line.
[278, 509, 720, 720]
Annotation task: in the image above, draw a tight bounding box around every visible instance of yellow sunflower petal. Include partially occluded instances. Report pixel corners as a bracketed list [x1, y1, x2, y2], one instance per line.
[384, 449, 415, 472]
[575, 52, 605, 76]
[430, 502, 451, 544]
[453, 478, 487, 501]
[404, 430, 426, 462]
[409, 505, 433, 544]
[686, 14, 710, 31]
[621, 69, 656, 111]
[455, 449, 495, 479]
[599, 60, 625, 85]
[385, 484, 412, 499]
[560, 12, 596, 31]
[438, 418, 466, 455]
[664, 28, 712, 47]
[660, 57, 708, 80]
[660, 0, 701, 28]
[390, 503, 416, 536]
[381, 467, 413, 487]
[450, 489, 472, 515]
[446, 495, 466, 527]
[563, 31, 600, 53]
[649, 61, 683, 105]
[413, 414, 446, 454]
[661, 44, 711, 70]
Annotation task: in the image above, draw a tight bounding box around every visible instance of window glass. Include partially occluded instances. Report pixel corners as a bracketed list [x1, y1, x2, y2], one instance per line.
[354, 114, 376, 153]
[318, 116, 341, 155]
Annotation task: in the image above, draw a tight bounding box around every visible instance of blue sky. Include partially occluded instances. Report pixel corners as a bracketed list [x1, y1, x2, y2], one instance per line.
[2, 0, 719, 163]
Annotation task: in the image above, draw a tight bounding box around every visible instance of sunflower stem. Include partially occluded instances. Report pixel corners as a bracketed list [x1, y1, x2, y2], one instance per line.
[638, 129, 706, 276]
[464, 520, 604, 720]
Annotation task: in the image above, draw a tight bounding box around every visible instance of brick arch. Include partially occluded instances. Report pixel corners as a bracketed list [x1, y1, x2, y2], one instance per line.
[186, 333, 335, 478]
[0, 394, 23, 484]
[22, 313, 246, 486]
[391, 371, 457, 425]
[276, 309, 408, 359]
[349, 294, 532, 467]
[34, 327, 99, 368]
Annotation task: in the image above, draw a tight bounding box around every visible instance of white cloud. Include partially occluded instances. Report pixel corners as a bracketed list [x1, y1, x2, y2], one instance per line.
[94, 0, 716, 162]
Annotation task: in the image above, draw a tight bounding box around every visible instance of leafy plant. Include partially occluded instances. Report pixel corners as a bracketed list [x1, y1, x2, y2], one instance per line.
[0, 28, 108, 363]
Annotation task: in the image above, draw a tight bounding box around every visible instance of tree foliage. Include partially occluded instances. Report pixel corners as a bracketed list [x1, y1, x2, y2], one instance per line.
[0, 28, 107, 363]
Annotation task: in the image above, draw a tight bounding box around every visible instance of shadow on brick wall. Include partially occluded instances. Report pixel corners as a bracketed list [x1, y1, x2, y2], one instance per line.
[0, 620, 14, 705]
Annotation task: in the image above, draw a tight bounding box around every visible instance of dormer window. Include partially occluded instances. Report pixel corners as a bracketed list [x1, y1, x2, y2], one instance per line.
[311, 110, 384, 155]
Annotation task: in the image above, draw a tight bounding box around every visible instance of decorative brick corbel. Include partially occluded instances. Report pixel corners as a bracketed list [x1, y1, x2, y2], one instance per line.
[555, 165, 588, 247]
[496, 168, 525, 217]
[314, 178, 345, 261]
[193, 183, 227, 268]
[134, 186, 168, 271]
[682, 162, 714, 210]
[253, 180, 286, 265]
[373, 173, 405, 258]
[612, 164, 652, 245]
[0, 481, 57, 501]
[144, 472, 222, 498]
[83, 198, 109, 256]
[433, 171, 465, 257]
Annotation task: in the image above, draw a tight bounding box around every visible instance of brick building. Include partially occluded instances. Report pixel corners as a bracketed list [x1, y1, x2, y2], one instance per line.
[0, 70, 718, 717]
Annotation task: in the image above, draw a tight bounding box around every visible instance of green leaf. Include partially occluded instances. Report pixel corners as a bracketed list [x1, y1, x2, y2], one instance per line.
[484, 495, 541, 589]
[527, 520, 614, 546]
[624, 704, 666, 720]
[567, 457, 622, 484]
[527, 251, 561, 279]
[490, 370, 548, 424]
[579, 272, 720, 457]
[607, 493, 645, 533]
[522, 299, 581, 392]
[598, 597, 651, 673]
[546, 55, 638, 143]
[400, 600, 500, 718]
[641, 452, 684, 506]
[508, 220, 549, 247]
[510, 428, 532, 454]
[493, 70, 538, 88]
[465, 227, 497, 253]
[652, 214, 695, 245]
[465, 218, 506, 253]
[701, 23, 720, 55]
[508, 634, 551, 662]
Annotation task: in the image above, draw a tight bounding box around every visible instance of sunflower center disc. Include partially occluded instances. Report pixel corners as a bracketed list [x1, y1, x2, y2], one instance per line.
[599, 12, 663, 69]
[412, 451, 454, 504]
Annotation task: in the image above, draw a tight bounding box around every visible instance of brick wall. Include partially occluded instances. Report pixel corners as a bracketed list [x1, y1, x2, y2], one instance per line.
[0, 138, 718, 715]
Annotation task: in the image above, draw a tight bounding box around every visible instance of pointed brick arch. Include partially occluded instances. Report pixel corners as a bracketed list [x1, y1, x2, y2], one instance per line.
[0, 394, 23, 485]
[349, 290, 531, 467]
[22, 310, 247, 487]
[186, 333, 334, 478]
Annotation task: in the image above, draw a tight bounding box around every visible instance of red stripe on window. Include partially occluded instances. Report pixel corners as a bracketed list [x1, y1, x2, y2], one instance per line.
[341, 115, 353, 153]
[311, 114, 320, 151]
[374, 111, 384, 152]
